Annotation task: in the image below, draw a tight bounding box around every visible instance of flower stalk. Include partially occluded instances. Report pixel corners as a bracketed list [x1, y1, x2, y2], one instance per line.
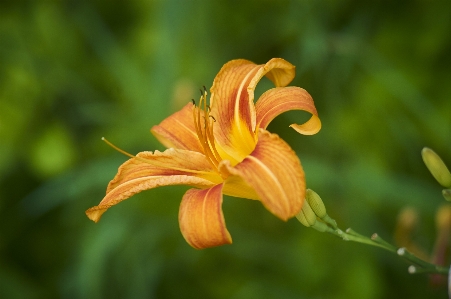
[296, 190, 449, 275]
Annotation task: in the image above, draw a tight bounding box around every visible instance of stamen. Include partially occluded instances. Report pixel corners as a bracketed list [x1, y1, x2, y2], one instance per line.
[102, 137, 135, 159]
[206, 119, 222, 162]
[191, 88, 222, 170]
[200, 93, 217, 166]
[193, 97, 216, 169]
[191, 99, 195, 105]
[101, 137, 213, 175]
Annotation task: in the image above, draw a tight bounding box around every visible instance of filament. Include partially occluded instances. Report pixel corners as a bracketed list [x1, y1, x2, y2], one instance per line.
[101, 137, 212, 175]
[192, 89, 221, 170]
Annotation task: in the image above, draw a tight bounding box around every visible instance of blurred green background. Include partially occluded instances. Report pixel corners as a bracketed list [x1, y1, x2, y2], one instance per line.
[1, 0, 450, 298]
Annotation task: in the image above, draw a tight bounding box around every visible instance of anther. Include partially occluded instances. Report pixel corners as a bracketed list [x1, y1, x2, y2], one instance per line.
[209, 115, 216, 122]
[191, 99, 196, 105]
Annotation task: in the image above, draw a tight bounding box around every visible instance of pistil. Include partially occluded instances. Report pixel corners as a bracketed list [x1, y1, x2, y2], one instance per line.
[101, 137, 213, 175]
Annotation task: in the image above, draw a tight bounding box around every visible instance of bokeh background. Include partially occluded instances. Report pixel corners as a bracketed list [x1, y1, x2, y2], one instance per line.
[1, 0, 451, 298]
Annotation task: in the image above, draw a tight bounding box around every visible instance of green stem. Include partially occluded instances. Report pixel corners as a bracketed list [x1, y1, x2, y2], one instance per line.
[397, 247, 448, 274]
[371, 233, 397, 252]
[408, 265, 448, 275]
[324, 225, 448, 275]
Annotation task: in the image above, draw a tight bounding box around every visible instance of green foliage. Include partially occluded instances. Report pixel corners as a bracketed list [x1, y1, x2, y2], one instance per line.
[1, 0, 450, 298]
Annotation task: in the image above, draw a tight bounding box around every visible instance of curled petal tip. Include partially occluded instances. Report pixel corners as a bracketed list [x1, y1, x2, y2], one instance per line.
[255, 87, 321, 135]
[289, 115, 322, 136]
[263, 58, 296, 87]
[85, 206, 107, 223]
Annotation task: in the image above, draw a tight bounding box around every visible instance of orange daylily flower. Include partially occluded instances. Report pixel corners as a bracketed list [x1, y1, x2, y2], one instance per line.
[86, 58, 321, 249]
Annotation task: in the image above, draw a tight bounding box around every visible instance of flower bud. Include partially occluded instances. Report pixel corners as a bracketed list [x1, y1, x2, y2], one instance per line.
[421, 148, 451, 188]
[305, 189, 338, 228]
[305, 189, 327, 218]
[296, 200, 317, 227]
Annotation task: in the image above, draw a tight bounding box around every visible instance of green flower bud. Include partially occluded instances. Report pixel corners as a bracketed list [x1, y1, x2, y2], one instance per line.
[421, 148, 451, 188]
[310, 220, 329, 232]
[306, 189, 327, 218]
[305, 189, 338, 229]
[443, 189, 451, 202]
[296, 200, 317, 227]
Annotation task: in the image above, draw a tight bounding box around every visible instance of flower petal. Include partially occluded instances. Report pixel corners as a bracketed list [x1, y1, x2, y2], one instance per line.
[86, 149, 222, 222]
[106, 149, 221, 192]
[255, 58, 296, 88]
[220, 129, 305, 220]
[255, 87, 321, 135]
[210, 58, 296, 164]
[151, 102, 203, 152]
[86, 175, 214, 223]
[179, 184, 232, 249]
[222, 174, 259, 200]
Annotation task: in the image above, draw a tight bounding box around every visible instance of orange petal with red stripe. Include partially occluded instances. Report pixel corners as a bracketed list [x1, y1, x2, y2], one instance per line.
[210, 58, 296, 165]
[220, 129, 305, 220]
[179, 184, 232, 249]
[151, 102, 204, 153]
[86, 149, 221, 223]
[255, 86, 321, 135]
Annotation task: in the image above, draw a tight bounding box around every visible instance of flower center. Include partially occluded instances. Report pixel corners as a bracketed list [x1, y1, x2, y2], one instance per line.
[192, 87, 222, 170]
